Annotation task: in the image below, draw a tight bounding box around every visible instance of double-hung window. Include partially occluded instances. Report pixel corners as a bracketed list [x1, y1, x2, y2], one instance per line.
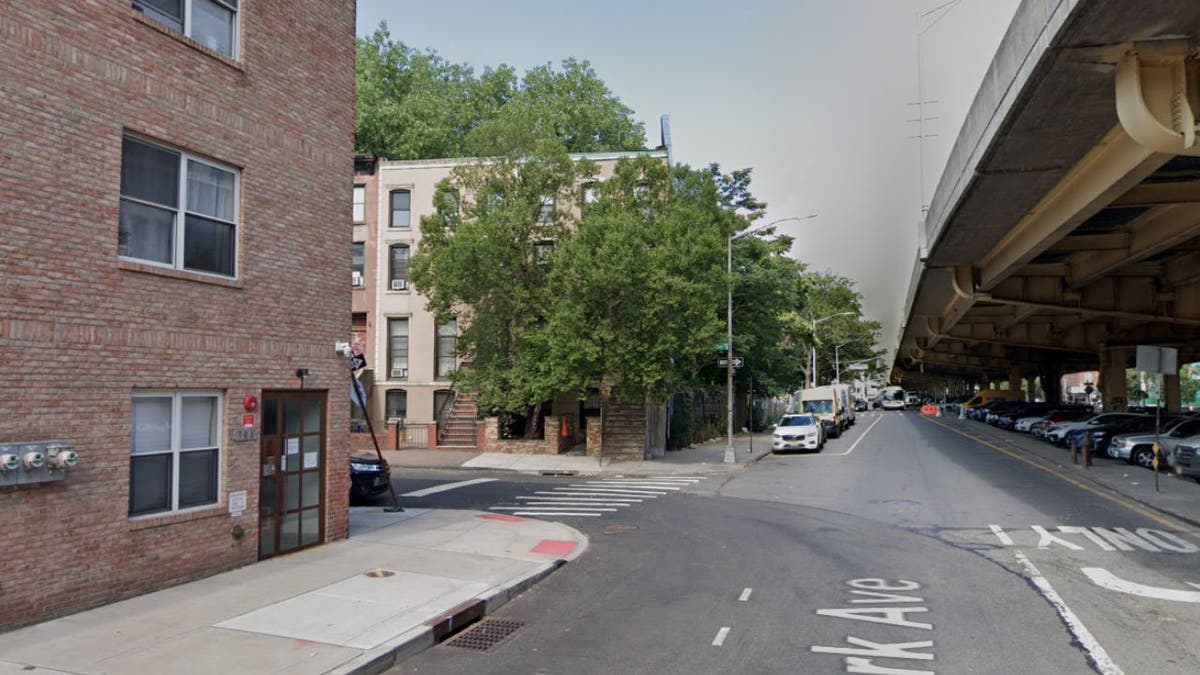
[351, 243, 364, 286]
[388, 318, 409, 379]
[133, 0, 239, 59]
[119, 135, 238, 278]
[388, 245, 410, 291]
[130, 392, 221, 517]
[436, 318, 457, 379]
[352, 185, 365, 222]
[390, 189, 411, 228]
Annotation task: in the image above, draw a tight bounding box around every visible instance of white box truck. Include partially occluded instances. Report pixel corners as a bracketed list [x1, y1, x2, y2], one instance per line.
[800, 386, 849, 438]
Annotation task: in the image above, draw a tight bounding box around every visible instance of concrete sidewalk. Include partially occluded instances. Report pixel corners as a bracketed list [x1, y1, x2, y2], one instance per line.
[931, 416, 1200, 528]
[0, 508, 587, 675]
[385, 432, 773, 476]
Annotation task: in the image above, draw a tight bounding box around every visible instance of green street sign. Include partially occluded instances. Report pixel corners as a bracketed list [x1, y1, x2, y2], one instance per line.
[716, 342, 729, 352]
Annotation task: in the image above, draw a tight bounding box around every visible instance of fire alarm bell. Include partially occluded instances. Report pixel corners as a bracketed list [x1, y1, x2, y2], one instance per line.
[243, 395, 258, 412]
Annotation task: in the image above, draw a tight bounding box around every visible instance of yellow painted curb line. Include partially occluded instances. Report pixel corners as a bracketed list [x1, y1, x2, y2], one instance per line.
[923, 416, 1196, 535]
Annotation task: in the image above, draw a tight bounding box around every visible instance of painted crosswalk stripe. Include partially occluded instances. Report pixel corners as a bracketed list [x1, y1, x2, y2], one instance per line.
[584, 482, 682, 490]
[521, 495, 642, 502]
[512, 511, 604, 517]
[401, 478, 496, 497]
[560, 488, 668, 496]
[532, 491, 648, 500]
[567, 486, 669, 495]
[491, 506, 618, 512]
[515, 501, 632, 507]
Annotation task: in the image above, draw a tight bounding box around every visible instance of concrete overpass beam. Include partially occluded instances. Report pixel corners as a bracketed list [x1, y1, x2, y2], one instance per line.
[978, 127, 1169, 291]
[1115, 42, 1200, 157]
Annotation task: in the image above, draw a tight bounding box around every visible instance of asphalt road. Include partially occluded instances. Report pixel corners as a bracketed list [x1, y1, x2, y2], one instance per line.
[384, 411, 1200, 674]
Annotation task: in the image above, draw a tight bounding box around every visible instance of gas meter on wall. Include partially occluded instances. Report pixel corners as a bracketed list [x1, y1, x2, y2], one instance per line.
[0, 440, 79, 487]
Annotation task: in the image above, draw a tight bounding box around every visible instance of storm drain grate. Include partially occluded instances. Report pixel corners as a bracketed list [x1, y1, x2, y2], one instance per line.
[444, 619, 524, 651]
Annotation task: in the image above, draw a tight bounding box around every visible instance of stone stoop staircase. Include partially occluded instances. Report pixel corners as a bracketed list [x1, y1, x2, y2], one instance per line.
[438, 392, 479, 449]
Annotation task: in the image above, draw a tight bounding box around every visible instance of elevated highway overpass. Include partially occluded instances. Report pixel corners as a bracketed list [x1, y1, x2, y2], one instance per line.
[895, 0, 1200, 409]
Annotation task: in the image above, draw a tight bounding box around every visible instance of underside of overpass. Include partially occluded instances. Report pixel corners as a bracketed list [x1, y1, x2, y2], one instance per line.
[895, 0, 1200, 409]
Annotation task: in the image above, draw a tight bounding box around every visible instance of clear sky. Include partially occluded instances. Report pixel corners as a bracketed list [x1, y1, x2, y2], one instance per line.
[356, 0, 1023, 358]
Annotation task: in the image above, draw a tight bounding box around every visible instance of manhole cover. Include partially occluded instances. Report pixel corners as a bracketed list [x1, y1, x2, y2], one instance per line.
[444, 619, 524, 651]
[603, 524, 639, 534]
[363, 569, 395, 578]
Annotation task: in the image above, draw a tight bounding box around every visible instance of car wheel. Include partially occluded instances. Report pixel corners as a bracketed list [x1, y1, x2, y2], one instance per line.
[1132, 446, 1156, 469]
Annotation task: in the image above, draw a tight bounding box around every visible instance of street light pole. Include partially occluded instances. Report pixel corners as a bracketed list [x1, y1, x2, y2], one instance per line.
[726, 214, 816, 463]
[809, 311, 855, 389]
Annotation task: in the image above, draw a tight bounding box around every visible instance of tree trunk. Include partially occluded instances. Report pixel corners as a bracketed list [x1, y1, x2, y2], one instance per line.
[523, 401, 548, 440]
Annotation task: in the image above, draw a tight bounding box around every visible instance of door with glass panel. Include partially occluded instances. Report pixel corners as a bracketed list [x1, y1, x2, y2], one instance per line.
[258, 391, 325, 559]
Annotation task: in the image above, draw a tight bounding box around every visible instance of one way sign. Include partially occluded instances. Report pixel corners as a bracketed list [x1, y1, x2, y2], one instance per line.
[718, 357, 744, 369]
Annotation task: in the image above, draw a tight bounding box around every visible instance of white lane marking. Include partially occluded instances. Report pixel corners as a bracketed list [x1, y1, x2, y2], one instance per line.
[1081, 567, 1200, 603]
[989, 524, 1014, 546]
[536, 490, 657, 498]
[825, 413, 884, 457]
[739, 588, 752, 602]
[512, 511, 604, 517]
[401, 478, 496, 497]
[1014, 551, 1124, 675]
[712, 626, 731, 646]
[491, 506, 617, 512]
[560, 488, 668, 495]
[584, 481, 681, 490]
[511, 501, 634, 507]
[519, 495, 642, 502]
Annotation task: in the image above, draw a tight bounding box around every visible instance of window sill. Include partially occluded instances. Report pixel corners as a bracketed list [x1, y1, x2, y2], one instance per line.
[129, 503, 227, 531]
[119, 259, 244, 289]
[130, 11, 245, 73]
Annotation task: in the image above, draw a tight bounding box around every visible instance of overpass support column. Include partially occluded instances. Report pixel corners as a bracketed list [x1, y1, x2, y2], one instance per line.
[1041, 365, 1063, 405]
[1008, 367, 1025, 397]
[1100, 348, 1129, 412]
[1165, 371, 1181, 413]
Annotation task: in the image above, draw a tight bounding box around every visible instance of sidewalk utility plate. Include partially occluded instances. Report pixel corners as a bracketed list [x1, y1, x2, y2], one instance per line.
[216, 571, 490, 649]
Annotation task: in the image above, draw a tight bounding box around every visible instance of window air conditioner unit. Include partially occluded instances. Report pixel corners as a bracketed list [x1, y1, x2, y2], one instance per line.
[391, 279, 408, 291]
[351, 271, 364, 287]
[391, 368, 407, 378]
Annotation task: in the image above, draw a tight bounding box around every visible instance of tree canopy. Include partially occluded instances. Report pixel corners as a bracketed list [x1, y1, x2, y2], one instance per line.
[355, 24, 646, 160]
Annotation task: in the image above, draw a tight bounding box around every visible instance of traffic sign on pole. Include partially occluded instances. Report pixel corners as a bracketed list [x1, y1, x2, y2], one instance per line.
[718, 357, 744, 369]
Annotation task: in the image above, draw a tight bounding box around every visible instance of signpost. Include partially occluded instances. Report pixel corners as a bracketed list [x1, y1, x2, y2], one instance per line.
[346, 350, 402, 512]
[1136, 345, 1179, 493]
[718, 357, 744, 369]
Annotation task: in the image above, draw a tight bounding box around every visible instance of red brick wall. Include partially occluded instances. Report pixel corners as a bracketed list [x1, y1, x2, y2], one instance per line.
[0, 1, 356, 629]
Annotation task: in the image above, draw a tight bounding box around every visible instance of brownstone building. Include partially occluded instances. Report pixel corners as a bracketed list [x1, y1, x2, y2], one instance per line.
[0, 0, 357, 629]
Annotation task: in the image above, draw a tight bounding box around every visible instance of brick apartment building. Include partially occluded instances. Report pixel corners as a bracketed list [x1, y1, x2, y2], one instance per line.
[0, 1, 356, 629]
[350, 150, 671, 457]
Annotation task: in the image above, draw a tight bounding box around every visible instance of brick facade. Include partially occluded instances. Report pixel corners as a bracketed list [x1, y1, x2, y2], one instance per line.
[0, 2, 356, 629]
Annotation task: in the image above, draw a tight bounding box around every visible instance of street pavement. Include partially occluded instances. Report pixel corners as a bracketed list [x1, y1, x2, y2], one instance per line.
[7, 411, 1200, 674]
[395, 410, 1200, 674]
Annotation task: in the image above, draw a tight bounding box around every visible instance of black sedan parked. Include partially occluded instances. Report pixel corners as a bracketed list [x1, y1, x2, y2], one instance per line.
[350, 452, 392, 503]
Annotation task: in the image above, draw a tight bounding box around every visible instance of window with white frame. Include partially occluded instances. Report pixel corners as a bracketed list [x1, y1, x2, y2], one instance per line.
[388, 244, 410, 290]
[388, 318, 409, 379]
[119, 135, 238, 278]
[389, 189, 411, 228]
[537, 195, 555, 224]
[132, 0, 239, 59]
[352, 185, 365, 222]
[436, 318, 457, 379]
[129, 392, 221, 517]
[351, 243, 364, 286]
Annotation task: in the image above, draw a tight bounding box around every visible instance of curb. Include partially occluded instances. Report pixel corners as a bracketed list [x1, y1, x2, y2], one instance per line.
[331, 559, 567, 675]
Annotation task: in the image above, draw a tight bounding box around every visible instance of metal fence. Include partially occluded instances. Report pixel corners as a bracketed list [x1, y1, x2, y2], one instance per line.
[394, 423, 431, 449]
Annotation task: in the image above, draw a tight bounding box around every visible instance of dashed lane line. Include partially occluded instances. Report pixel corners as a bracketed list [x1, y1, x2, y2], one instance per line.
[712, 627, 731, 647]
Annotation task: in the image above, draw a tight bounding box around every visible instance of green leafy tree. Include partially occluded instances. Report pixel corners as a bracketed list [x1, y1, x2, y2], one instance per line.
[355, 25, 645, 159]
[800, 272, 884, 387]
[540, 158, 727, 404]
[411, 142, 596, 437]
